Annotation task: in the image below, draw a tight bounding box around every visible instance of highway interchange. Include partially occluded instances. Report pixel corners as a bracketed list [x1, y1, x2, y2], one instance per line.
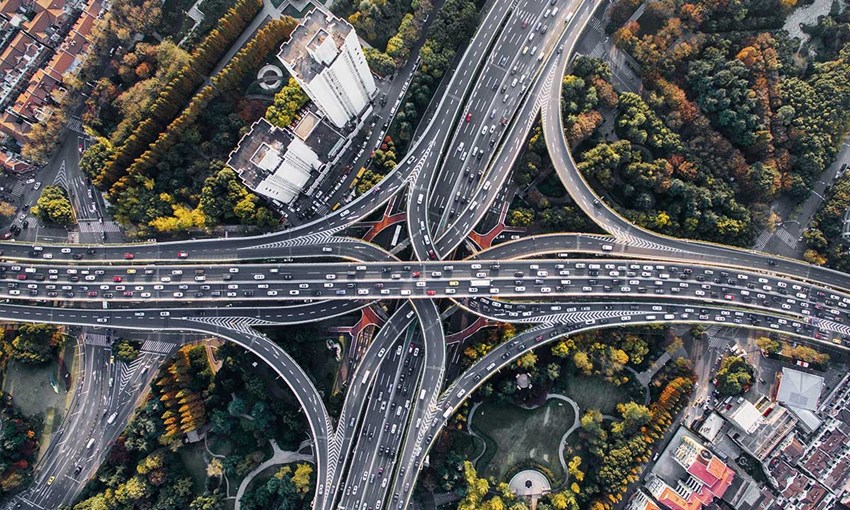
[4, 0, 850, 508]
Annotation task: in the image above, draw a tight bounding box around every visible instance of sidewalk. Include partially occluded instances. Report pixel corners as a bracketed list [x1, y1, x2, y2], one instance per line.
[234, 439, 313, 509]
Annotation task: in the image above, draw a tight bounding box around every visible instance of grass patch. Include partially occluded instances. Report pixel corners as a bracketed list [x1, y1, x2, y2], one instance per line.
[282, 1, 315, 17]
[537, 171, 567, 198]
[557, 374, 631, 416]
[178, 442, 210, 496]
[3, 339, 76, 453]
[471, 398, 576, 481]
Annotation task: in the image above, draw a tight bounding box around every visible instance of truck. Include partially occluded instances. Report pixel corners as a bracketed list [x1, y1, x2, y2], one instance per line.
[106, 412, 118, 425]
[361, 370, 371, 385]
[419, 389, 427, 401]
[470, 279, 491, 287]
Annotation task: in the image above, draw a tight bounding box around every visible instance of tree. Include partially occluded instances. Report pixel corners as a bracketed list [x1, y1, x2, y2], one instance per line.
[10, 323, 64, 363]
[573, 352, 593, 375]
[508, 208, 534, 227]
[266, 78, 310, 128]
[715, 355, 754, 396]
[291, 463, 313, 496]
[755, 336, 781, 355]
[0, 201, 15, 217]
[32, 186, 75, 225]
[114, 339, 140, 362]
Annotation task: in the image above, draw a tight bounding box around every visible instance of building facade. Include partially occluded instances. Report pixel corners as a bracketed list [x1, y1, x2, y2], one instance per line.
[277, 8, 376, 129]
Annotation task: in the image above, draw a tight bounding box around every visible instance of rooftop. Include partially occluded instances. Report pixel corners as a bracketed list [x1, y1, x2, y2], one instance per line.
[776, 368, 824, 412]
[278, 9, 353, 83]
[227, 118, 295, 190]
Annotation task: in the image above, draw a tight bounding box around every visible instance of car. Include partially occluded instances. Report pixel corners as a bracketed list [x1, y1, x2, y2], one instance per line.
[112, 276, 122, 282]
[96, 318, 107, 323]
[177, 251, 188, 259]
[124, 253, 134, 259]
[465, 112, 472, 122]
[426, 290, 437, 296]
[46, 476, 55, 485]
[60, 248, 71, 254]
[42, 253, 52, 259]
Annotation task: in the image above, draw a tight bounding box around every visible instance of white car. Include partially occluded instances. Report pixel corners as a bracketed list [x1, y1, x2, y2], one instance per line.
[42, 253, 53, 259]
[96, 318, 107, 323]
[267, 290, 279, 296]
[60, 248, 71, 254]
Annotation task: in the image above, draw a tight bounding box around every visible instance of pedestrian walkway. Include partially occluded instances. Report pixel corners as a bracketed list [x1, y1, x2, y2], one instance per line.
[234, 439, 313, 510]
[84, 333, 110, 346]
[141, 339, 177, 354]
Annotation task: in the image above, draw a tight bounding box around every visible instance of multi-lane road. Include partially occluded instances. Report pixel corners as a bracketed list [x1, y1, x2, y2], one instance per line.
[5, 0, 850, 508]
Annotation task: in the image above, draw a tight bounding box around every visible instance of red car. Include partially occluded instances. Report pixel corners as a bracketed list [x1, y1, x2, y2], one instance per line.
[16, 274, 26, 280]
[426, 290, 437, 296]
[2, 232, 11, 239]
[411, 271, 421, 278]
[112, 276, 122, 282]
[465, 112, 472, 122]
[124, 253, 134, 260]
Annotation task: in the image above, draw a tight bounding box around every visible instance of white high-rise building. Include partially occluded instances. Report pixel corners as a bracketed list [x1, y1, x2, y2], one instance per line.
[278, 9, 376, 129]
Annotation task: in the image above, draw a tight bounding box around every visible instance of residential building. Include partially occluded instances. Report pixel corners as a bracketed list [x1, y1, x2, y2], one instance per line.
[278, 8, 376, 129]
[643, 427, 735, 510]
[227, 118, 323, 206]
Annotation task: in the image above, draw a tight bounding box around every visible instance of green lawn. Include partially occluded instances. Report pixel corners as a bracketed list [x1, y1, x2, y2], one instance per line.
[178, 442, 210, 496]
[558, 374, 631, 416]
[471, 399, 576, 481]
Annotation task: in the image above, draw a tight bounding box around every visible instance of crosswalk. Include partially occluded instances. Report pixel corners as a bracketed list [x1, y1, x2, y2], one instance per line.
[78, 220, 121, 233]
[66, 117, 84, 134]
[85, 333, 110, 346]
[753, 230, 772, 250]
[10, 180, 25, 199]
[775, 227, 797, 248]
[141, 339, 176, 354]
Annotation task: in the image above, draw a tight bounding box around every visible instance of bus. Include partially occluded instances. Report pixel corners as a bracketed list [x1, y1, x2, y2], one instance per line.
[470, 279, 491, 287]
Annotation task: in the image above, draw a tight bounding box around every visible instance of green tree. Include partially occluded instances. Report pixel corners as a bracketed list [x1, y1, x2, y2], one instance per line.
[755, 336, 781, 355]
[266, 78, 310, 128]
[10, 324, 64, 363]
[715, 355, 754, 396]
[32, 186, 75, 226]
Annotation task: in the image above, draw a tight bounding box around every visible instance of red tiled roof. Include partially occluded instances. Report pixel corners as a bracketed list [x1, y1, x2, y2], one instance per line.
[71, 11, 94, 38]
[84, 0, 102, 17]
[45, 48, 74, 78]
[686, 453, 735, 499]
[0, 151, 31, 172]
[22, 8, 57, 44]
[60, 29, 88, 56]
[0, 0, 25, 17]
[33, 0, 61, 11]
[0, 111, 32, 145]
